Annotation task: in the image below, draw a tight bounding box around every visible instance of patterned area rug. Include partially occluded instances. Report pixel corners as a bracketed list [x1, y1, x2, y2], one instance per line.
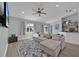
[16, 39, 49, 57]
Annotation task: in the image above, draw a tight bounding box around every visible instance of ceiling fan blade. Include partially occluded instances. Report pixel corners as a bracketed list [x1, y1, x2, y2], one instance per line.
[38, 8, 40, 11]
[32, 13, 38, 15]
[41, 12, 46, 14]
[41, 8, 44, 11]
[32, 9, 37, 12]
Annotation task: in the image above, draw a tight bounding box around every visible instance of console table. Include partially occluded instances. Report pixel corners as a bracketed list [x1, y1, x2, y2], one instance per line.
[8, 36, 18, 44]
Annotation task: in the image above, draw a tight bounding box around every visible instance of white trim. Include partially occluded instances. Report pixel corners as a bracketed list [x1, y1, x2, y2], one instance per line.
[66, 41, 79, 45]
[4, 44, 8, 57]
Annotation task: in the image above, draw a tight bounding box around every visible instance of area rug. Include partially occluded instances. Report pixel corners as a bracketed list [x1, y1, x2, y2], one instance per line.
[16, 39, 49, 57]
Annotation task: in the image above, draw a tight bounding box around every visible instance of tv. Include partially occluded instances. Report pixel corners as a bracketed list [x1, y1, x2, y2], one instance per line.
[0, 2, 9, 28]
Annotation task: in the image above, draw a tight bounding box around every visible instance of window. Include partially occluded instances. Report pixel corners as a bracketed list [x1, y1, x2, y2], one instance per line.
[44, 25, 48, 33]
[25, 23, 34, 34]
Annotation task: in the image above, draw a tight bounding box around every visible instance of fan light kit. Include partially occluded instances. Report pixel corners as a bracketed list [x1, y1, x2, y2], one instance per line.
[32, 3, 46, 16]
[56, 4, 59, 7]
[22, 11, 24, 14]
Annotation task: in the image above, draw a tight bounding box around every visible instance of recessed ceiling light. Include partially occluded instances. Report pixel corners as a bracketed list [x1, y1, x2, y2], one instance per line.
[56, 4, 59, 7]
[22, 11, 24, 14]
[73, 9, 76, 12]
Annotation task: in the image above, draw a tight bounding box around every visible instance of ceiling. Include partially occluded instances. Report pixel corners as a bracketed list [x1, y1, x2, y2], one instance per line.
[8, 2, 79, 23]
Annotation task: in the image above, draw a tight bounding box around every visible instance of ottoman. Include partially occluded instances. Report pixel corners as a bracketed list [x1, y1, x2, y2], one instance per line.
[40, 39, 61, 57]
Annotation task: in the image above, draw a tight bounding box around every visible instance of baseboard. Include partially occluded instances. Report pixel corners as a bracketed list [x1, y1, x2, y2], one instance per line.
[66, 41, 79, 46]
[4, 44, 8, 57]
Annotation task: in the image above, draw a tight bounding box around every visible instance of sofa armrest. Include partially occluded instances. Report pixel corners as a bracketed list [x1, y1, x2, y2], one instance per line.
[51, 34, 65, 50]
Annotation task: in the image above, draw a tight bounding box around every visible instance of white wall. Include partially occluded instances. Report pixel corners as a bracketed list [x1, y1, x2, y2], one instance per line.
[9, 17, 21, 37]
[9, 16, 51, 40]
[9, 17, 44, 36]
[34, 23, 42, 33]
[0, 27, 8, 57]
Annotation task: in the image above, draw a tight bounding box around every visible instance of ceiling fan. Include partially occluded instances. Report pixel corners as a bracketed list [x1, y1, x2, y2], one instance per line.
[32, 7, 46, 16]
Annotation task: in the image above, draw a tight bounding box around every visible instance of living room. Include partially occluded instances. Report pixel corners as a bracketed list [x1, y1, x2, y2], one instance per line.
[0, 1, 79, 57]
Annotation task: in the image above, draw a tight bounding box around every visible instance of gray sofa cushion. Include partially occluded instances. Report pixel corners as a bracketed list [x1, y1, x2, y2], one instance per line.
[40, 39, 60, 50]
[52, 34, 65, 50]
[40, 39, 61, 56]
